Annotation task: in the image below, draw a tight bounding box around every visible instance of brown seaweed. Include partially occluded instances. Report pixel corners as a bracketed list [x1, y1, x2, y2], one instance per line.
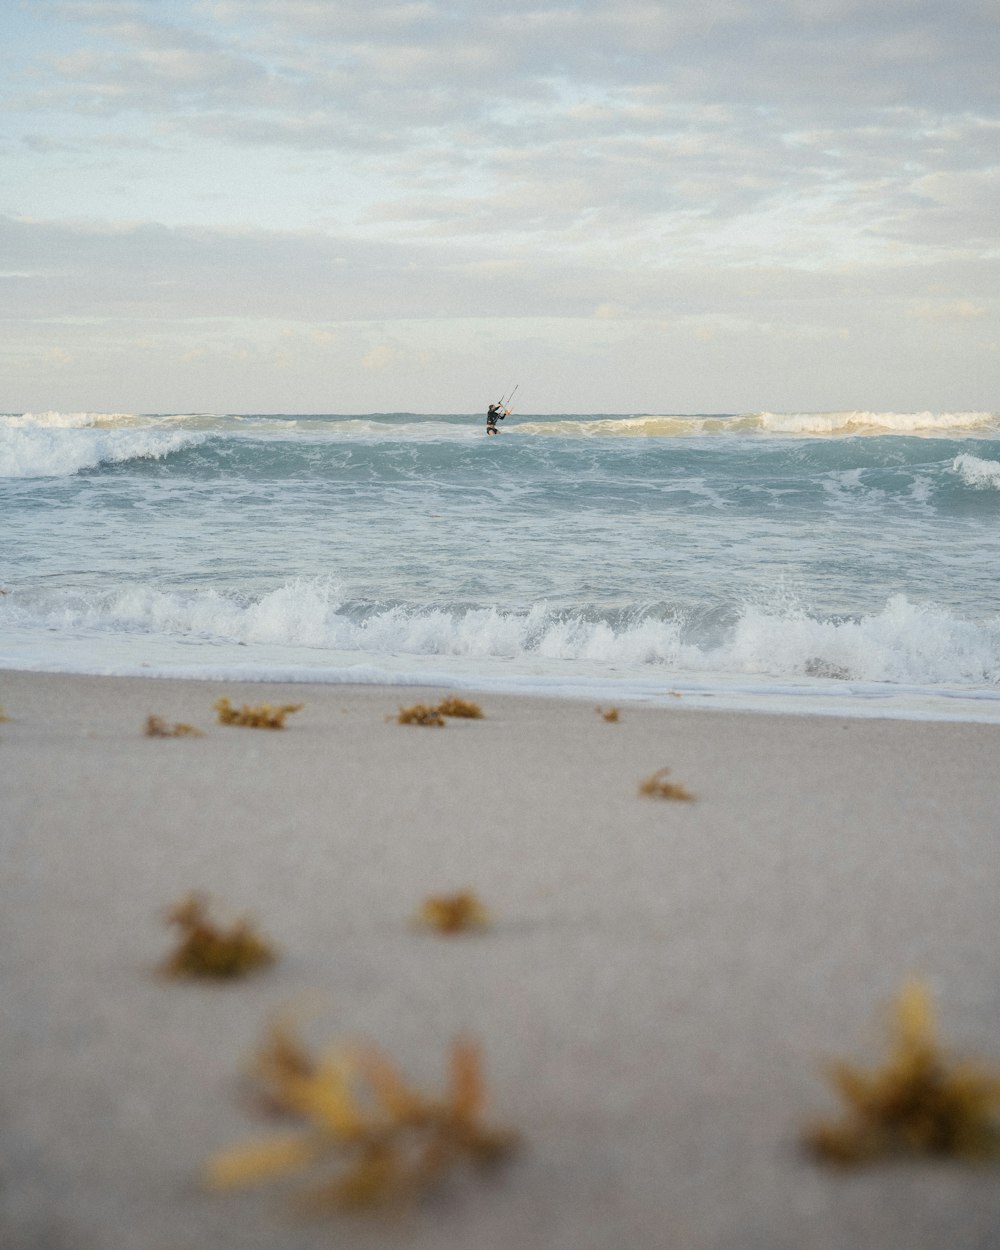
[393, 697, 486, 725]
[804, 978, 1000, 1165]
[394, 703, 446, 727]
[160, 893, 277, 980]
[596, 706, 620, 722]
[436, 697, 484, 719]
[205, 1023, 518, 1210]
[215, 696, 303, 729]
[417, 890, 491, 935]
[144, 714, 203, 737]
[638, 766, 695, 801]
[0, 704, 9, 723]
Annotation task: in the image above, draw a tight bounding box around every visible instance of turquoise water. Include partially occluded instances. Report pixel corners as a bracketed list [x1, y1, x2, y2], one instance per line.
[2, 409, 999, 719]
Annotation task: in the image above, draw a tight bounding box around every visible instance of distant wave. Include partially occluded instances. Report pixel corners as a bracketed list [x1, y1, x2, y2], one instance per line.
[756, 410, 999, 436]
[268, 417, 482, 443]
[6, 410, 997, 458]
[1, 410, 146, 429]
[0, 411, 205, 477]
[518, 410, 999, 439]
[2, 583, 997, 689]
[953, 452, 1000, 490]
[514, 416, 739, 437]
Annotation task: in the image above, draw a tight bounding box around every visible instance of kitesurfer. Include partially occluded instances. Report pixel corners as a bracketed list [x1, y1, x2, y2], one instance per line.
[486, 401, 508, 435]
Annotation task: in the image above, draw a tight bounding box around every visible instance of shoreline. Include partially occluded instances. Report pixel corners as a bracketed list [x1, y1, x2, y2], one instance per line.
[3, 669, 1000, 1249]
[2, 659, 1000, 725]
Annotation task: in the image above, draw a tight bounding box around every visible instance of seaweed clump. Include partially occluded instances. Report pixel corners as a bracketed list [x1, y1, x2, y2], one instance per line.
[215, 696, 303, 729]
[160, 894, 277, 980]
[638, 767, 695, 801]
[394, 703, 446, 727]
[0, 704, 9, 723]
[205, 1022, 518, 1210]
[145, 714, 203, 737]
[436, 697, 484, 719]
[596, 706, 620, 722]
[804, 978, 1000, 1165]
[394, 698, 486, 726]
[417, 890, 491, 935]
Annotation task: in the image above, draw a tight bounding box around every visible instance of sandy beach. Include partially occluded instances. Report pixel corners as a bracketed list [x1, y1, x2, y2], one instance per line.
[2, 668, 999, 1250]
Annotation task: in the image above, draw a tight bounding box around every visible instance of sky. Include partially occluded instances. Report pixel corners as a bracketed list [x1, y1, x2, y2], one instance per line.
[2, 0, 998, 414]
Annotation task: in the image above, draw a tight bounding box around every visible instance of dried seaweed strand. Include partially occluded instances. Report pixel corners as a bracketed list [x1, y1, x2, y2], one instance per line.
[394, 697, 486, 726]
[417, 890, 491, 934]
[596, 706, 620, 722]
[805, 978, 1000, 1165]
[436, 697, 484, 719]
[205, 1024, 518, 1210]
[145, 714, 203, 737]
[638, 766, 695, 801]
[160, 893, 276, 980]
[215, 696, 303, 729]
[394, 703, 446, 727]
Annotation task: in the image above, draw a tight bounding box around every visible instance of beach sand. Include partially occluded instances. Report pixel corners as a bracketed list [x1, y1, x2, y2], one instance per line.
[2, 669, 999, 1250]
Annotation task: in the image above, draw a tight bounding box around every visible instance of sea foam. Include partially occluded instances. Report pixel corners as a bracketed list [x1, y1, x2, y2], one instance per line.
[515, 411, 1000, 439]
[0, 412, 205, 478]
[2, 410, 139, 428]
[3, 582, 997, 690]
[756, 410, 998, 436]
[953, 453, 1000, 490]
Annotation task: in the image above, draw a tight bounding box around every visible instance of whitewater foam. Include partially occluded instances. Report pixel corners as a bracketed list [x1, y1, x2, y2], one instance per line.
[0, 414, 205, 478]
[2, 582, 997, 692]
[953, 452, 1000, 490]
[1, 410, 141, 428]
[515, 411, 1000, 439]
[4, 408, 999, 722]
[515, 416, 735, 438]
[756, 410, 998, 436]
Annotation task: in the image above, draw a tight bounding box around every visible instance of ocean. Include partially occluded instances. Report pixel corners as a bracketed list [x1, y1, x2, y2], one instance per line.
[2, 408, 999, 721]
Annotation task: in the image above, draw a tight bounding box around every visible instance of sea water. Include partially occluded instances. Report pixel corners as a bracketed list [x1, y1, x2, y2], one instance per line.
[2, 408, 999, 721]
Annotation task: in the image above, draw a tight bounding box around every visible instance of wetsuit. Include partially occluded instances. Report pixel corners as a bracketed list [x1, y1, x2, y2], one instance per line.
[486, 403, 505, 435]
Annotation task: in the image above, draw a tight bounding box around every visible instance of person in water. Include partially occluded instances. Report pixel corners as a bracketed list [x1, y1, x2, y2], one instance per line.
[486, 402, 509, 435]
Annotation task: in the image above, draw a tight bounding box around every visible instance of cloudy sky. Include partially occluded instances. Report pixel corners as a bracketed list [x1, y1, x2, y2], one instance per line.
[2, 0, 998, 413]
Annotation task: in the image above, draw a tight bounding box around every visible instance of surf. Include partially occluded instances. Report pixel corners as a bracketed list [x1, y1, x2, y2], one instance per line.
[0, 411, 207, 478]
[3, 582, 998, 691]
[515, 411, 1000, 439]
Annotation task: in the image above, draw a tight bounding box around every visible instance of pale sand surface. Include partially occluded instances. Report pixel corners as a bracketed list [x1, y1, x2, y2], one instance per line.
[2, 669, 999, 1250]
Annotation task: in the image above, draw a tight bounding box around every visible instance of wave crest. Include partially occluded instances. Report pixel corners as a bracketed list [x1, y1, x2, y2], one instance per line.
[517, 411, 1000, 439]
[3, 583, 998, 688]
[2, 410, 140, 428]
[0, 415, 205, 478]
[756, 410, 998, 436]
[953, 453, 1000, 490]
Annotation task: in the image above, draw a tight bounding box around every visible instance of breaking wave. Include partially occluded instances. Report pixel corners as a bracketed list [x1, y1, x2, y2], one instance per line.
[2, 582, 998, 689]
[754, 410, 998, 436]
[4, 411, 998, 472]
[2, 410, 141, 428]
[516, 410, 1000, 439]
[0, 411, 205, 478]
[953, 452, 1000, 490]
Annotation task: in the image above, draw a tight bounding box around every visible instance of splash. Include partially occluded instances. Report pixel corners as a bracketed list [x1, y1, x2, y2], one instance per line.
[0, 411, 205, 478]
[953, 453, 1000, 490]
[2, 582, 998, 690]
[720, 594, 1000, 686]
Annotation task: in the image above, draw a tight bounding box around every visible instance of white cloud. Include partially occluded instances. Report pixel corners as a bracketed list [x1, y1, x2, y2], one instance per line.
[1, 0, 997, 409]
